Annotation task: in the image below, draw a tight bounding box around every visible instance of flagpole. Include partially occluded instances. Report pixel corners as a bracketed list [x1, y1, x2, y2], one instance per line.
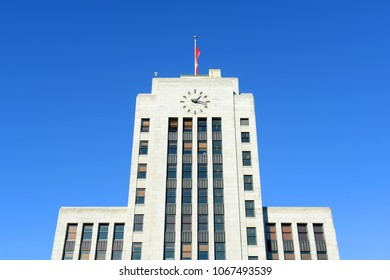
[194, 35, 197, 75]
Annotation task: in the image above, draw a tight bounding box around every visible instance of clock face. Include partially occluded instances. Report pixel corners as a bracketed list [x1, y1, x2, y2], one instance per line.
[180, 89, 210, 115]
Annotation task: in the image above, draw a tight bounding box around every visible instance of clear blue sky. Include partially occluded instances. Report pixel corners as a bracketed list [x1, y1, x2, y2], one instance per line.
[0, 0, 389, 260]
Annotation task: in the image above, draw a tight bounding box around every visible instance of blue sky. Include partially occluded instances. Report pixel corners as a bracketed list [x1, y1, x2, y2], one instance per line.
[0, 0, 389, 260]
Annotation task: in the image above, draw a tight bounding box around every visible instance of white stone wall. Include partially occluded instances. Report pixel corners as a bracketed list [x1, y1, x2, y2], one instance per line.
[264, 207, 340, 260]
[51, 207, 128, 260]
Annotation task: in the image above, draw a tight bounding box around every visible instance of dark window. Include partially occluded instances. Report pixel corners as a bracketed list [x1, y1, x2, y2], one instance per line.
[244, 175, 253, 190]
[97, 224, 108, 240]
[182, 189, 192, 204]
[167, 164, 177, 179]
[182, 164, 192, 179]
[198, 163, 207, 179]
[213, 163, 223, 179]
[242, 151, 252, 166]
[139, 141, 148, 155]
[113, 224, 124, 240]
[198, 118, 207, 132]
[182, 214, 192, 231]
[214, 214, 224, 231]
[183, 141, 192, 155]
[198, 243, 208, 260]
[212, 118, 221, 132]
[240, 118, 249, 126]
[168, 141, 177, 155]
[248, 256, 258, 260]
[181, 243, 192, 260]
[111, 251, 122, 260]
[198, 189, 207, 204]
[141, 118, 150, 132]
[166, 189, 176, 204]
[212, 141, 222, 155]
[169, 118, 178, 132]
[247, 227, 257, 245]
[213, 189, 223, 204]
[241, 132, 250, 143]
[131, 243, 142, 260]
[245, 200, 255, 217]
[198, 141, 207, 155]
[298, 224, 309, 241]
[215, 243, 225, 260]
[165, 215, 175, 231]
[133, 214, 144, 232]
[135, 188, 145, 204]
[164, 243, 175, 260]
[81, 224, 93, 240]
[314, 224, 327, 260]
[198, 215, 208, 231]
[183, 118, 192, 132]
[137, 164, 147, 179]
[63, 224, 77, 260]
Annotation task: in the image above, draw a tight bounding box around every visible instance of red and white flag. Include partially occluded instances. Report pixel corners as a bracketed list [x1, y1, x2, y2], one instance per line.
[194, 36, 200, 75]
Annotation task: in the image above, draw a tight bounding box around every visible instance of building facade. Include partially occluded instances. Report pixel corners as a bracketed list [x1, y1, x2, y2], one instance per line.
[52, 69, 339, 260]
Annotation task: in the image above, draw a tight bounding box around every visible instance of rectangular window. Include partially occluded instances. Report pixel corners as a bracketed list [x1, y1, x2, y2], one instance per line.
[198, 141, 207, 155]
[183, 118, 193, 132]
[168, 141, 177, 155]
[137, 164, 147, 179]
[242, 151, 252, 166]
[95, 224, 108, 260]
[141, 118, 150, 132]
[183, 141, 192, 154]
[113, 224, 124, 240]
[97, 224, 108, 240]
[112, 224, 124, 260]
[247, 227, 257, 245]
[167, 164, 177, 179]
[139, 141, 148, 155]
[245, 200, 255, 217]
[63, 224, 77, 260]
[198, 214, 208, 231]
[240, 118, 249, 126]
[198, 188, 207, 204]
[298, 224, 311, 259]
[248, 256, 258, 260]
[135, 188, 145, 204]
[65, 224, 77, 241]
[166, 189, 176, 204]
[241, 132, 250, 143]
[182, 214, 192, 231]
[133, 214, 144, 232]
[314, 223, 328, 260]
[213, 163, 223, 179]
[182, 189, 192, 204]
[182, 164, 192, 179]
[282, 223, 294, 260]
[244, 175, 253, 190]
[198, 118, 207, 132]
[181, 243, 192, 260]
[164, 243, 175, 260]
[198, 163, 207, 179]
[81, 224, 93, 241]
[215, 243, 225, 260]
[169, 118, 178, 132]
[212, 140, 222, 155]
[214, 214, 224, 231]
[198, 243, 208, 260]
[212, 118, 221, 132]
[131, 242, 142, 260]
[265, 223, 279, 259]
[282, 224, 293, 241]
[165, 215, 175, 231]
[213, 189, 223, 204]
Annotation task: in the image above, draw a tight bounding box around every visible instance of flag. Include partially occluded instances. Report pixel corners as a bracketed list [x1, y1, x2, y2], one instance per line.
[195, 46, 200, 75]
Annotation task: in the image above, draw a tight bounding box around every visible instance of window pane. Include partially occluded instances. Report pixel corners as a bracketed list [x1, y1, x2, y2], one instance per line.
[240, 118, 249, 126]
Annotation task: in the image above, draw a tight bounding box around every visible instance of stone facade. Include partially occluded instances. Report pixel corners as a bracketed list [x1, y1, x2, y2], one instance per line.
[51, 69, 339, 260]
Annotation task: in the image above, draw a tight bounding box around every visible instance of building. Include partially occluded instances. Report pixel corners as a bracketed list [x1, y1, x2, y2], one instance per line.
[51, 69, 339, 260]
